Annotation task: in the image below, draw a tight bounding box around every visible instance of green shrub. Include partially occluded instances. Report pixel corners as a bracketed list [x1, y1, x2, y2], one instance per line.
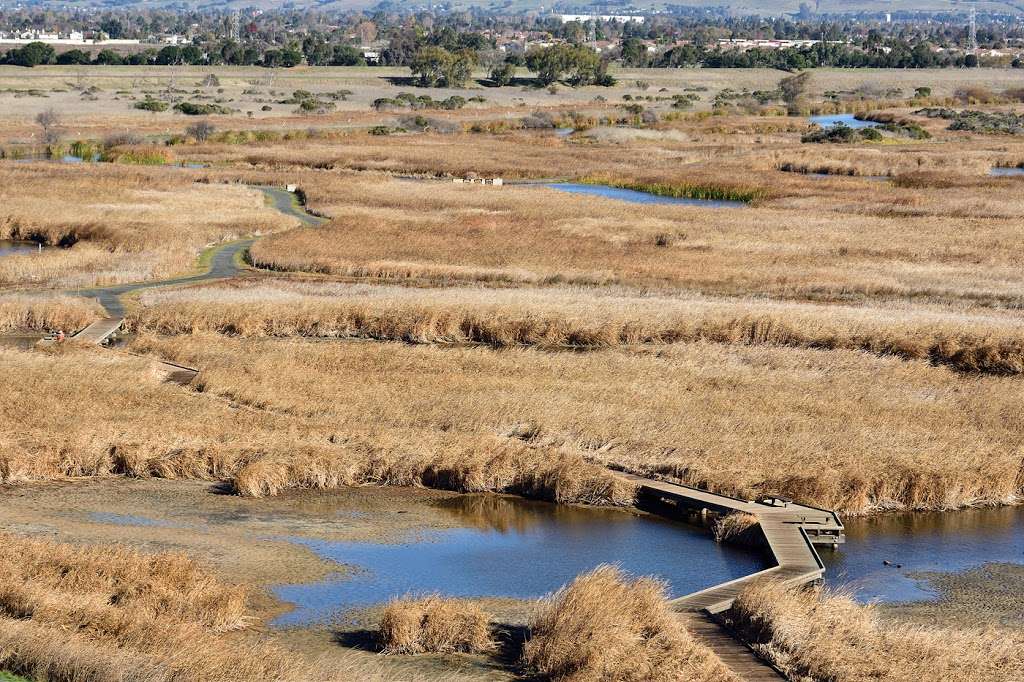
[135, 97, 168, 112]
[174, 102, 231, 116]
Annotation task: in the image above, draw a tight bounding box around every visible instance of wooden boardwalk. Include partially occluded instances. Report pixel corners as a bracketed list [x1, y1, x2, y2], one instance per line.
[618, 472, 845, 680]
[680, 612, 784, 681]
[71, 317, 124, 345]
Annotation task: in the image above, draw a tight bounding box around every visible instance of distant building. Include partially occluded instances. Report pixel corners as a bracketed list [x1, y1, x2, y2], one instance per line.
[560, 14, 645, 24]
[0, 30, 140, 45]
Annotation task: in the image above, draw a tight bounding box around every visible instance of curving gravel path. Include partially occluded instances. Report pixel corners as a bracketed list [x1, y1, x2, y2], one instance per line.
[74, 186, 324, 318]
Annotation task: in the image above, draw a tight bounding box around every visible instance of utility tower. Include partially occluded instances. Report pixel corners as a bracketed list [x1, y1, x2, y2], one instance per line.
[969, 4, 977, 52]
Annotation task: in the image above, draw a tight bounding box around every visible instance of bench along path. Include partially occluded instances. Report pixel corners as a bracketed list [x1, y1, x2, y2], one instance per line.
[618, 472, 845, 681]
[69, 187, 324, 383]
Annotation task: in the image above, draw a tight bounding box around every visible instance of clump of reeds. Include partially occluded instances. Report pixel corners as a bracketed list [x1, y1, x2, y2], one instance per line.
[711, 511, 759, 543]
[726, 580, 1024, 682]
[522, 565, 737, 682]
[378, 595, 494, 655]
[0, 532, 316, 682]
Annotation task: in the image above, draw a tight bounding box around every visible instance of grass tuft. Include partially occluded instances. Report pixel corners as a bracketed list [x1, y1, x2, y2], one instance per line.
[378, 596, 494, 655]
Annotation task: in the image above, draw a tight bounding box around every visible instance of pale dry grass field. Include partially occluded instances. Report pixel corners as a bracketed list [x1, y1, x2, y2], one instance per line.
[0, 162, 296, 288]
[0, 343, 632, 506]
[727, 581, 1024, 682]
[241, 163, 1024, 308]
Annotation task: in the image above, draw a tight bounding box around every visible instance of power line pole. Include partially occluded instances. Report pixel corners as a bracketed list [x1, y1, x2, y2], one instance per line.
[969, 4, 977, 52]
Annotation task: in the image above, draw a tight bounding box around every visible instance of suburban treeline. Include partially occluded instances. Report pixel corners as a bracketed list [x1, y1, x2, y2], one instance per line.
[4, 5, 1024, 73]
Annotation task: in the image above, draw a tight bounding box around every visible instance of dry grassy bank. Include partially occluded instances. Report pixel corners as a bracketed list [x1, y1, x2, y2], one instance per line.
[99, 333, 1024, 514]
[0, 533, 312, 682]
[132, 281, 1024, 374]
[523, 565, 737, 682]
[727, 581, 1024, 682]
[0, 163, 295, 288]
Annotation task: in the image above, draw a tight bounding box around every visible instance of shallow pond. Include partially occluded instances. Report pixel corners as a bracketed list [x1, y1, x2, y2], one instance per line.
[0, 240, 42, 258]
[271, 495, 766, 626]
[822, 505, 1024, 602]
[544, 183, 745, 208]
[808, 114, 879, 129]
[991, 166, 1024, 176]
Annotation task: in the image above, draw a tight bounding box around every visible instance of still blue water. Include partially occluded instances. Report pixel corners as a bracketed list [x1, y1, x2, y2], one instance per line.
[271, 495, 766, 626]
[544, 183, 745, 208]
[822, 505, 1024, 602]
[991, 166, 1024, 176]
[809, 114, 879, 129]
[0, 240, 41, 257]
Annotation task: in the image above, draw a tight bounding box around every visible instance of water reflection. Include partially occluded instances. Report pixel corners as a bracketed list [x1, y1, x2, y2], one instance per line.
[808, 114, 879, 129]
[271, 494, 766, 626]
[823, 506, 1024, 602]
[544, 183, 745, 208]
[0, 240, 42, 258]
[991, 167, 1024, 176]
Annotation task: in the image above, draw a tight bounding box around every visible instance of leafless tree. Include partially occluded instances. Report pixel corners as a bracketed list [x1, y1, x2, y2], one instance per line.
[35, 108, 62, 145]
[186, 120, 215, 142]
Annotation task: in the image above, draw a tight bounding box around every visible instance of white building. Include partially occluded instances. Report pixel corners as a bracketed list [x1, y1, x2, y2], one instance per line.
[560, 14, 645, 24]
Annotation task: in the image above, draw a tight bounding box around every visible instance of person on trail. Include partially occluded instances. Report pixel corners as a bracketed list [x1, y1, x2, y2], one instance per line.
[56, 330, 65, 343]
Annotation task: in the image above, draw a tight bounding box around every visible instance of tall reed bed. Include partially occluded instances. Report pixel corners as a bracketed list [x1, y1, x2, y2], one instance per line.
[0, 294, 101, 333]
[133, 282, 1024, 375]
[581, 174, 771, 203]
[131, 333, 1024, 515]
[726, 581, 1024, 682]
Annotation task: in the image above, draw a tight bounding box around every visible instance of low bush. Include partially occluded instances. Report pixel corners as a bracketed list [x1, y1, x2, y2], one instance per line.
[174, 102, 231, 116]
[523, 565, 736, 682]
[134, 96, 168, 112]
[379, 596, 493, 654]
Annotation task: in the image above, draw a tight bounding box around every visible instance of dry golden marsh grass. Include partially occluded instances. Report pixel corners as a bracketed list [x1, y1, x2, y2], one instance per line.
[4, 331, 1020, 514]
[244, 162, 1024, 308]
[0, 533, 313, 682]
[3, 80, 1024, 681]
[523, 565, 738, 682]
[0, 163, 296, 288]
[134, 281, 1024, 374]
[727, 581, 1024, 682]
[0, 293, 102, 332]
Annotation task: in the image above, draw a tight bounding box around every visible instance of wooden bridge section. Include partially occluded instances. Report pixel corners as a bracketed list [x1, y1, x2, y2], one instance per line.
[71, 317, 124, 345]
[618, 472, 845, 680]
